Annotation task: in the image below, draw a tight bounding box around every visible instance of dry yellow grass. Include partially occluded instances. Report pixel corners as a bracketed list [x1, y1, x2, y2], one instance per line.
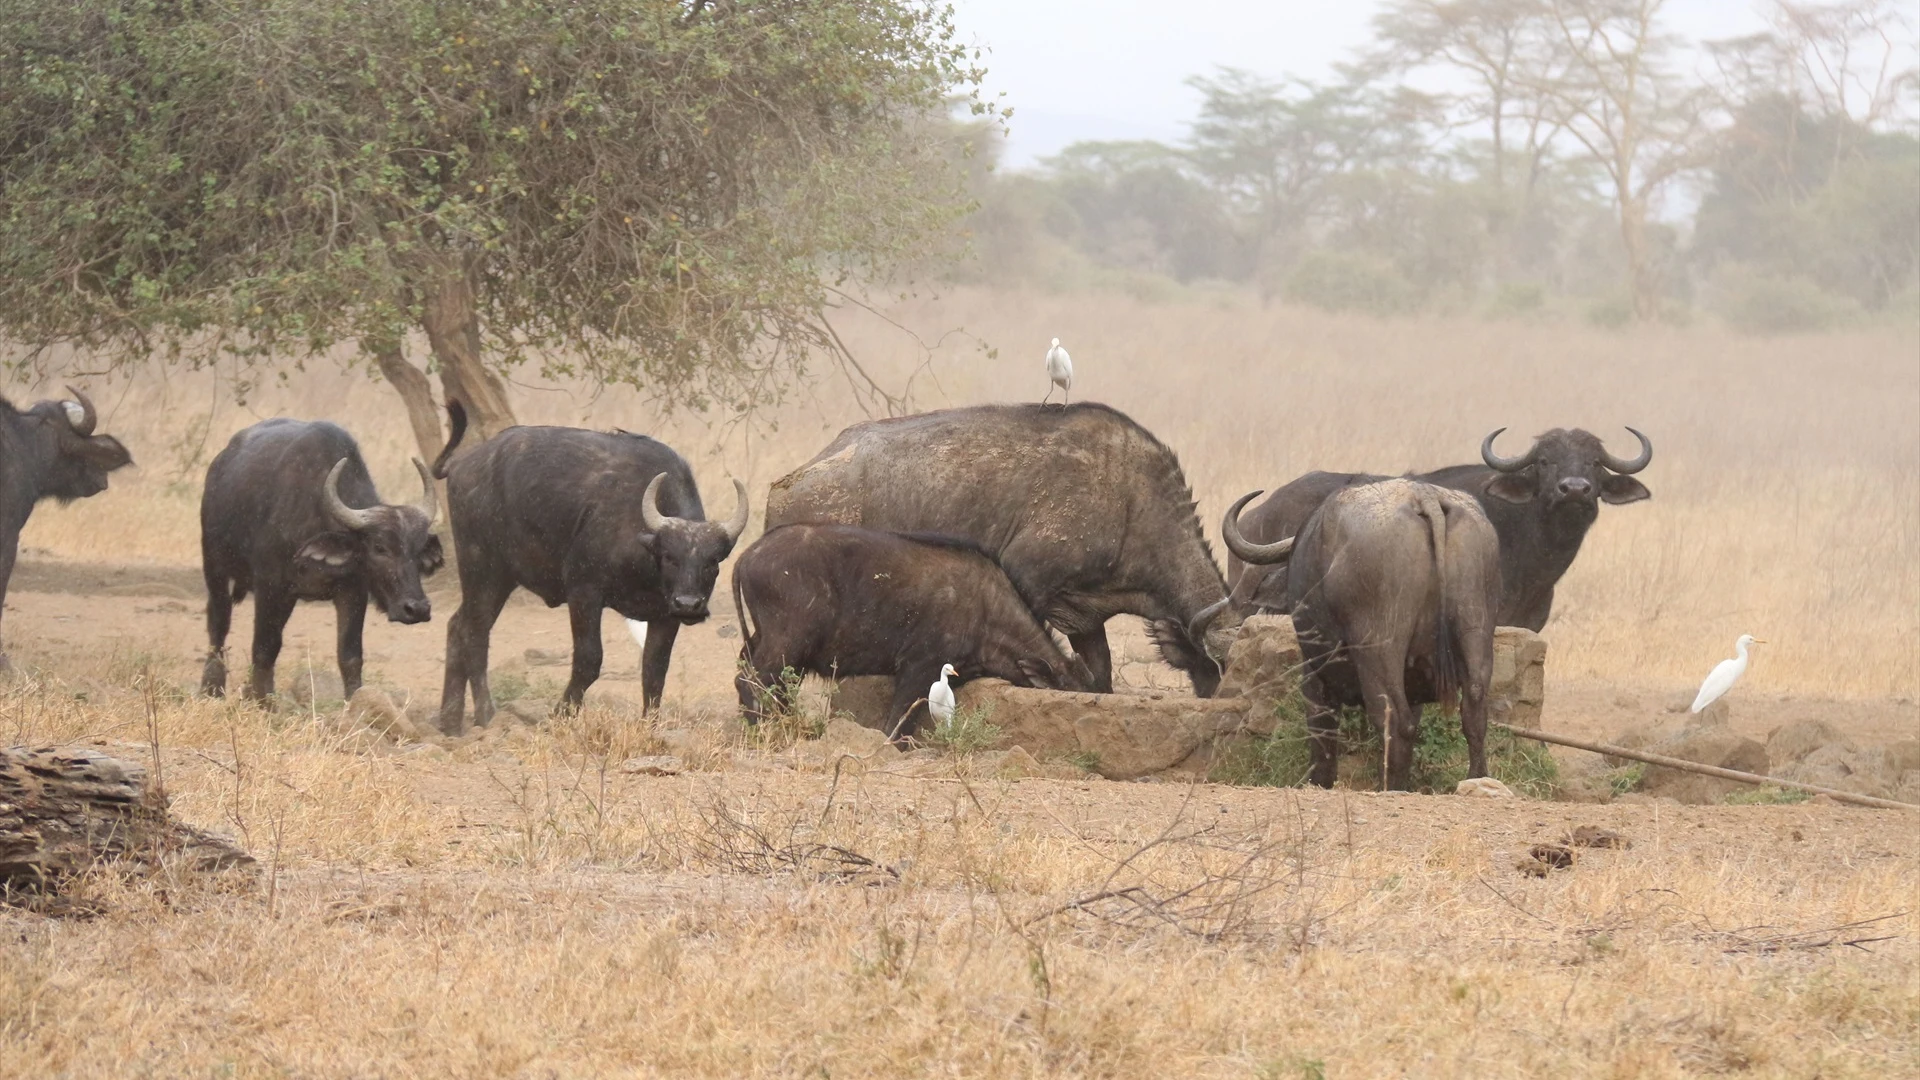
[15, 287, 1918, 697]
[1, 668, 1916, 1078]
[3, 290, 1916, 1077]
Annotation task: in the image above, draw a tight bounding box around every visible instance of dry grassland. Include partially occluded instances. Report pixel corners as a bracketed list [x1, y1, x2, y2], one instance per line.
[3, 289, 1918, 1077]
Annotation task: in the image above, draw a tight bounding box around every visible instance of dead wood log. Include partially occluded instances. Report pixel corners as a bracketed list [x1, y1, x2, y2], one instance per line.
[1, 745, 255, 899]
[1497, 725, 1920, 812]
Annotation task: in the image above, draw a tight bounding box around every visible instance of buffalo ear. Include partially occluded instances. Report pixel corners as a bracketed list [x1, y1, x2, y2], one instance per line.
[1482, 471, 1536, 504]
[418, 535, 446, 575]
[296, 533, 362, 572]
[72, 434, 133, 471]
[1599, 474, 1651, 505]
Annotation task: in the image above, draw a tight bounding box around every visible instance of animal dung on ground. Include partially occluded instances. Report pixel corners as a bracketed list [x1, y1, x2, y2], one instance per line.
[1529, 843, 1576, 869]
[1568, 825, 1631, 849]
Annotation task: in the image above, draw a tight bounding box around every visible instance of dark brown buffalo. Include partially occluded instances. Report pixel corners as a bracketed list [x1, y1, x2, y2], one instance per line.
[432, 403, 746, 731]
[0, 387, 133, 670]
[731, 524, 1093, 738]
[765, 403, 1236, 696]
[1224, 479, 1501, 791]
[1228, 427, 1651, 629]
[200, 419, 443, 701]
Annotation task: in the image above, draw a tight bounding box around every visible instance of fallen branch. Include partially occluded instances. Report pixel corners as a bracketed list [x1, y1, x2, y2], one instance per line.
[1705, 912, 1907, 955]
[1496, 725, 1920, 812]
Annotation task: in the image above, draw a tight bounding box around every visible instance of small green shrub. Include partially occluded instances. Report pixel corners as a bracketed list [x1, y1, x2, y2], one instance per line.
[738, 665, 825, 748]
[925, 703, 1002, 754]
[1485, 282, 1545, 319]
[1212, 693, 1560, 797]
[1584, 295, 1633, 328]
[1607, 763, 1646, 797]
[1283, 250, 1419, 317]
[1063, 749, 1103, 773]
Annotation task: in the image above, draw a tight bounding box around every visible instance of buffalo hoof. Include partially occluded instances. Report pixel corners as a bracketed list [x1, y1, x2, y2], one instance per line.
[201, 654, 228, 697]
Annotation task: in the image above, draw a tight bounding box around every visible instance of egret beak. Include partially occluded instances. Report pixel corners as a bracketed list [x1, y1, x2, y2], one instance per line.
[1751, 638, 1768, 644]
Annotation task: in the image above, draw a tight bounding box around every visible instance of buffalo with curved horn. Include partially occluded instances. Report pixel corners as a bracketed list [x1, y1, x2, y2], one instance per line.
[1227, 427, 1652, 631]
[0, 386, 134, 670]
[432, 402, 747, 732]
[200, 420, 445, 701]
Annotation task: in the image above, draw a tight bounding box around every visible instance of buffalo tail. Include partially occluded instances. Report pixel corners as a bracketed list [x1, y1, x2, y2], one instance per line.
[431, 400, 468, 479]
[1417, 488, 1466, 713]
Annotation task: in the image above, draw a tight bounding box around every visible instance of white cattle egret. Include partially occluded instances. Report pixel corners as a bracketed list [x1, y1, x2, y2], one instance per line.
[626, 618, 647, 668]
[1691, 634, 1765, 713]
[928, 663, 958, 727]
[1043, 337, 1073, 405]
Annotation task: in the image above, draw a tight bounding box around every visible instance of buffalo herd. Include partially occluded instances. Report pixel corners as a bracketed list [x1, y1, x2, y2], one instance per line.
[0, 384, 1653, 790]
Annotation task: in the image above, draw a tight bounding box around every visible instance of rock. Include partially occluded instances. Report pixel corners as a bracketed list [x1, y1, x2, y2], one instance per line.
[504, 699, 550, 726]
[1767, 718, 1855, 764]
[284, 668, 346, 708]
[1216, 615, 1303, 718]
[346, 687, 421, 742]
[620, 755, 684, 777]
[953, 679, 1250, 781]
[1639, 727, 1769, 803]
[820, 717, 897, 759]
[826, 676, 899, 733]
[1773, 744, 1891, 798]
[524, 648, 570, 667]
[1885, 739, 1920, 777]
[1456, 777, 1515, 798]
[1489, 627, 1547, 730]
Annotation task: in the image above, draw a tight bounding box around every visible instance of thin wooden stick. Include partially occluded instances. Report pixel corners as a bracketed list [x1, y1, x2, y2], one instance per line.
[1496, 724, 1920, 812]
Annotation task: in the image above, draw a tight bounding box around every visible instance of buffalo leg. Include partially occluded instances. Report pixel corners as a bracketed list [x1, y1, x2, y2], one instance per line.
[245, 590, 297, 702]
[1459, 637, 1494, 783]
[1299, 670, 1341, 788]
[202, 573, 233, 697]
[559, 598, 606, 714]
[333, 590, 368, 700]
[1351, 646, 1418, 791]
[1066, 628, 1114, 694]
[440, 578, 513, 734]
[0, 531, 17, 673]
[638, 620, 679, 715]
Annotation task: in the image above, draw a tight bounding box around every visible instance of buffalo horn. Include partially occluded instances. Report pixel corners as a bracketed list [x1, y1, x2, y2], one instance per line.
[640, 473, 673, 534]
[322, 459, 377, 532]
[1480, 427, 1537, 472]
[720, 478, 749, 543]
[1220, 490, 1295, 565]
[410, 457, 439, 526]
[1600, 426, 1653, 475]
[64, 385, 98, 436]
[1187, 596, 1231, 652]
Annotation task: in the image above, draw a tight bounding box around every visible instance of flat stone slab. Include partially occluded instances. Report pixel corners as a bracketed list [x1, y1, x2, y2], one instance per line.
[955, 679, 1252, 781]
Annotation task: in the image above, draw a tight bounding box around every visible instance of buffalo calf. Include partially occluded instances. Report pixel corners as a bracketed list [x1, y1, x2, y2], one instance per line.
[200, 420, 444, 701]
[731, 524, 1094, 739]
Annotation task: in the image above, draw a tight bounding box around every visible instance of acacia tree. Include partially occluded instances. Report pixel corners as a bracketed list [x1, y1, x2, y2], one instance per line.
[1530, 0, 1717, 320]
[0, 0, 985, 457]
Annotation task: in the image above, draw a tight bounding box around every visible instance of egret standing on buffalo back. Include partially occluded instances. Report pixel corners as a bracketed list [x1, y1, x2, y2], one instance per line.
[1044, 337, 1073, 405]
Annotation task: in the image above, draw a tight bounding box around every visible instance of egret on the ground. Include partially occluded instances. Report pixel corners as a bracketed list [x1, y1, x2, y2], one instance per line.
[928, 663, 958, 728]
[1043, 337, 1073, 405]
[626, 618, 647, 669]
[1690, 634, 1764, 713]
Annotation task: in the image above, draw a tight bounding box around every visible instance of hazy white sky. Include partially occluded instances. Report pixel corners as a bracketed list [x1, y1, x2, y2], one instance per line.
[952, 0, 1773, 167]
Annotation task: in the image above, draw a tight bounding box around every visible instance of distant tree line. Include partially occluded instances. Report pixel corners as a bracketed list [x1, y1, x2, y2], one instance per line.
[952, 0, 1919, 331]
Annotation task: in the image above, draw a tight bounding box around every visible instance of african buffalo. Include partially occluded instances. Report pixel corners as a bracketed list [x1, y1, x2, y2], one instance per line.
[1227, 427, 1651, 629]
[200, 419, 444, 701]
[731, 524, 1095, 738]
[0, 387, 133, 670]
[1224, 479, 1501, 791]
[765, 402, 1236, 696]
[432, 402, 746, 732]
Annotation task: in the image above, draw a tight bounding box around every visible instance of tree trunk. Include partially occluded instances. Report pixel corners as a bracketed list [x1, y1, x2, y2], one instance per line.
[1617, 187, 1659, 321]
[367, 339, 445, 467]
[421, 276, 517, 441]
[1, 746, 255, 907]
